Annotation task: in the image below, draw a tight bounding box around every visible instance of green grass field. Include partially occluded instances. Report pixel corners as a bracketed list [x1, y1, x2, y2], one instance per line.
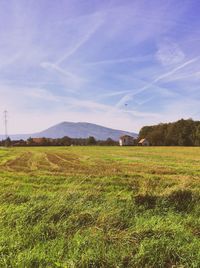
[0, 146, 200, 267]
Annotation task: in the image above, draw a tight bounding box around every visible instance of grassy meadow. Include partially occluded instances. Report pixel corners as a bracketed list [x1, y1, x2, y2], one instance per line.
[0, 146, 200, 267]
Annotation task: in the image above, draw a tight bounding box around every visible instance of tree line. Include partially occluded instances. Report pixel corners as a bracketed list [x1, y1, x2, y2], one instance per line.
[1, 118, 200, 147]
[138, 119, 200, 146]
[0, 136, 118, 147]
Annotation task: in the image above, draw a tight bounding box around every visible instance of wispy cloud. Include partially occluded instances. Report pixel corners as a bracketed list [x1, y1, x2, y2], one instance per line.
[116, 57, 200, 108]
[40, 62, 85, 90]
[55, 12, 105, 65]
[0, 0, 200, 134]
[156, 40, 185, 66]
[85, 55, 152, 66]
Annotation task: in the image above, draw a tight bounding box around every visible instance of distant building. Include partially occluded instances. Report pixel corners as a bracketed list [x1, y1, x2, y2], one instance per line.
[32, 138, 45, 144]
[27, 137, 53, 145]
[138, 138, 150, 146]
[119, 135, 135, 146]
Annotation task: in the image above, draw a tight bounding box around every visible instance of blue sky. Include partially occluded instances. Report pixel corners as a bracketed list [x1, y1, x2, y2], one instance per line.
[0, 0, 200, 134]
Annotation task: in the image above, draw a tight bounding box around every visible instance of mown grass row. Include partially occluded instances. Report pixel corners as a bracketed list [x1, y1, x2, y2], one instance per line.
[0, 146, 200, 267]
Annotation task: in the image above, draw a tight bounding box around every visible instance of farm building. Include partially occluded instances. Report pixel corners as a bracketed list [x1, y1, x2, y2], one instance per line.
[119, 135, 135, 146]
[32, 138, 45, 144]
[27, 137, 53, 145]
[138, 138, 150, 146]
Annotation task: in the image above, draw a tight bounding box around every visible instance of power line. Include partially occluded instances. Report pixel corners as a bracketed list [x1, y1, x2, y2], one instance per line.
[4, 110, 8, 139]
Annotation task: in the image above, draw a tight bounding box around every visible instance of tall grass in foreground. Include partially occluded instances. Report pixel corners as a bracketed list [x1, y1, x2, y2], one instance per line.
[0, 146, 200, 267]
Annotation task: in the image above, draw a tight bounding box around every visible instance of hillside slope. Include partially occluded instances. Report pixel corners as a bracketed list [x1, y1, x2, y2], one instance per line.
[33, 122, 137, 140]
[1, 122, 137, 141]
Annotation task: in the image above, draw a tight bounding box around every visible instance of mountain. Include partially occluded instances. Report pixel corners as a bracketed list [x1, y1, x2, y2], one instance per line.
[1, 122, 137, 141]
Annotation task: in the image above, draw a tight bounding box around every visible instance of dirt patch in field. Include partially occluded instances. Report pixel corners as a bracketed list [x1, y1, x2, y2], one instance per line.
[45, 152, 81, 171]
[3, 152, 33, 171]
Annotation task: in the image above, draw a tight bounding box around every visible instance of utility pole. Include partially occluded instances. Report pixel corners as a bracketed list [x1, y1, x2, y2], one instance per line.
[4, 110, 8, 139]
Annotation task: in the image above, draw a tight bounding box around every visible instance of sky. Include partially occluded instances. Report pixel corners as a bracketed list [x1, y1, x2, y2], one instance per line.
[0, 0, 200, 134]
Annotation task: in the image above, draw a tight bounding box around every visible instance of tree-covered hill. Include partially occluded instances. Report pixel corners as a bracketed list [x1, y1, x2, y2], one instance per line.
[139, 119, 200, 146]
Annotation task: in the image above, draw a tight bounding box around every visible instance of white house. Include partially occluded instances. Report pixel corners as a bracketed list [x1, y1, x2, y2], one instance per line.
[119, 135, 135, 146]
[138, 138, 150, 146]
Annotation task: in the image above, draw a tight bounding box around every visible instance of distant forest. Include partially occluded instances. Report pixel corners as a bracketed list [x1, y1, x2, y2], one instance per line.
[0, 136, 118, 147]
[139, 119, 200, 146]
